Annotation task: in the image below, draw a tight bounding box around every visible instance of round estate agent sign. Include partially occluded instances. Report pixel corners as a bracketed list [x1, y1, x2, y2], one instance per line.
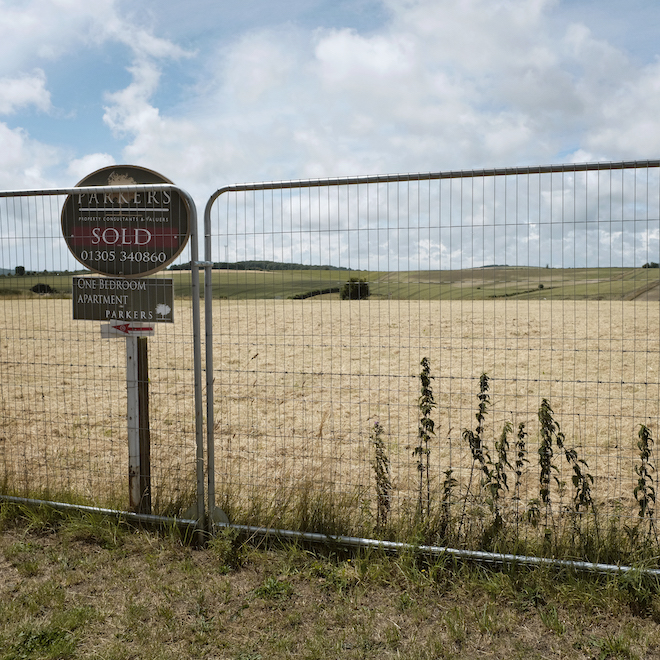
[61, 165, 191, 277]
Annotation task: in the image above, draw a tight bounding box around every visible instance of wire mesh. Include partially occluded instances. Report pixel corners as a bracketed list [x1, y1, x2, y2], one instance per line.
[2, 163, 659, 560]
[0, 189, 199, 515]
[206, 163, 660, 555]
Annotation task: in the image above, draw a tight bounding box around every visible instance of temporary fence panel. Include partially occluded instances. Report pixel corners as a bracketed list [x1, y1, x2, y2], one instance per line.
[0, 184, 204, 519]
[2, 162, 660, 561]
[204, 162, 660, 557]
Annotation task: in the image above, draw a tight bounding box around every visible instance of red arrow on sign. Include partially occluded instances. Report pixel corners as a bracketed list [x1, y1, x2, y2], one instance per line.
[113, 324, 154, 334]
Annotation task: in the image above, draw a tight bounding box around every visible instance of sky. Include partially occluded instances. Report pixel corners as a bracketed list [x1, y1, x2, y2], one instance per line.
[3, 0, 660, 197]
[2, 0, 660, 270]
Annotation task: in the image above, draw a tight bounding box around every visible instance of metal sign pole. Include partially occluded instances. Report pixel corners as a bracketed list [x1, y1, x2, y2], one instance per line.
[137, 337, 152, 514]
[126, 336, 152, 514]
[126, 336, 141, 510]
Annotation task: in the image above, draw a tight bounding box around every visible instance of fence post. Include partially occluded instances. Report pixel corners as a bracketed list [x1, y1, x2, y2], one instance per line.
[137, 337, 152, 514]
[126, 336, 152, 514]
[126, 336, 140, 511]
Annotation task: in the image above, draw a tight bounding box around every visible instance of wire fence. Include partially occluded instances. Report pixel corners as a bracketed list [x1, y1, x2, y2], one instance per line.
[205, 162, 660, 554]
[1, 162, 659, 562]
[0, 186, 201, 516]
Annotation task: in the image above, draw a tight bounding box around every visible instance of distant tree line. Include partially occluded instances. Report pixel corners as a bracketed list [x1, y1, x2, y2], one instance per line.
[289, 287, 341, 299]
[168, 260, 349, 271]
[287, 279, 370, 300]
[642, 262, 660, 268]
[5, 266, 74, 277]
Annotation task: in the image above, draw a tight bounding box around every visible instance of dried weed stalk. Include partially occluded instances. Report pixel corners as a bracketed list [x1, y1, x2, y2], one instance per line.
[371, 421, 391, 529]
[414, 357, 435, 520]
[635, 423, 656, 538]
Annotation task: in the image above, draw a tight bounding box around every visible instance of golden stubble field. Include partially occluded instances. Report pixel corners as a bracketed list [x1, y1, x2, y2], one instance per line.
[1, 297, 659, 520]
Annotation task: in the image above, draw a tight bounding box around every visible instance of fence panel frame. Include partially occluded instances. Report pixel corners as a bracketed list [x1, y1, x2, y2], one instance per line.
[203, 159, 660, 558]
[2, 160, 659, 563]
[0, 183, 206, 528]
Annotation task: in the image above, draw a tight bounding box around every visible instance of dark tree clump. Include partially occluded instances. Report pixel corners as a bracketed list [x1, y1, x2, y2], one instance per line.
[340, 278, 369, 300]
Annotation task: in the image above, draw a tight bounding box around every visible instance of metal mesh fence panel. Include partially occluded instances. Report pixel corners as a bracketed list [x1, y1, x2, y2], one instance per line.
[0, 188, 199, 515]
[206, 163, 660, 556]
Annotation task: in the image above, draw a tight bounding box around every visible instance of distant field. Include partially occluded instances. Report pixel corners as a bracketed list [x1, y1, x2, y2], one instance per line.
[1, 266, 659, 300]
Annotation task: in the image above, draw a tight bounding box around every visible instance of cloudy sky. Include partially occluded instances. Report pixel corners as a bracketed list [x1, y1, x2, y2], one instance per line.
[3, 0, 660, 206]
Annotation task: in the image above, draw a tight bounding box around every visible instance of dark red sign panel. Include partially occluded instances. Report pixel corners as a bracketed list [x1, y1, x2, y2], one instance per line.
[69, 227, 181, 248]
[61, 165, 190, 277]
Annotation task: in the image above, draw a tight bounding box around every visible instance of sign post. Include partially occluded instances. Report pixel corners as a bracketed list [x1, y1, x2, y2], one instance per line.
[63, 165, 190, 515]
[122, 334, 153, 514]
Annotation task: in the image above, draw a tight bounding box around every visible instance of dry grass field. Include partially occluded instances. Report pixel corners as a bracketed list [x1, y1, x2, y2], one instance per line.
[1, 293, 659, 545]
[0, 297, 199, 512]
[209, 297, 659, 534]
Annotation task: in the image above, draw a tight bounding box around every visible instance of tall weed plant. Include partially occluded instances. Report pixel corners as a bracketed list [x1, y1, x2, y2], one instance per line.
[366, 362, 659, 565]
[217, 359, 660, 567]
[414, 357, 435, 520]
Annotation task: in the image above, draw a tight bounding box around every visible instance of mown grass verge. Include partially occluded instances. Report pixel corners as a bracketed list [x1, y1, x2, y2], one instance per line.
[2, 501, 660, 659]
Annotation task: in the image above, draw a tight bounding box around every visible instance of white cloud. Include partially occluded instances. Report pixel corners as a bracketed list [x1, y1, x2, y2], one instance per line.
[103, 60, 163, 136]
[67, 153, 116, 183]
[315, 28, 414, 84]
[0, 0, 110, 73]
[0, 122, 59, 188]
[88, 0, 634, 199]
[581, 58, 660, 158]
[0, 70, 51, 115]
[220, 32, 298, 104]
[0, 0, 192, 189]
[0, 0, 189, 74]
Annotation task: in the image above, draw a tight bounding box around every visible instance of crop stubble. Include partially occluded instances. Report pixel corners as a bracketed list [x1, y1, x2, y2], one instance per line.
[1, 298, 658, 520]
